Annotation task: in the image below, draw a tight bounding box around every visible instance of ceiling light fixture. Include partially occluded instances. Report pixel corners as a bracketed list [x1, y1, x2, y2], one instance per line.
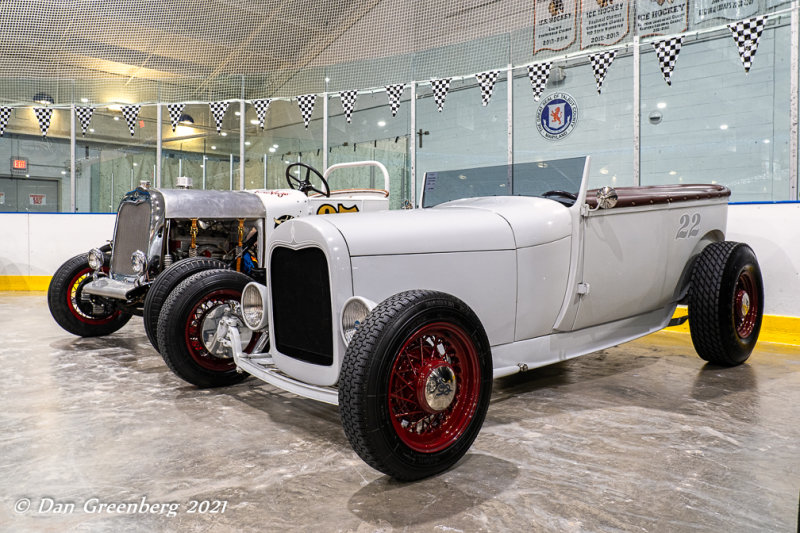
[179, 113, 194, 125]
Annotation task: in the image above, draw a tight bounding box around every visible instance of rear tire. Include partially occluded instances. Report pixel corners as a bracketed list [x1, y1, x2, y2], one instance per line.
[339, 290, 492, 480]
[157, 269, 256, 388]
[143, 257, 227, 350]
[688, 241, 764, 366]
[47, 252, 132, 337]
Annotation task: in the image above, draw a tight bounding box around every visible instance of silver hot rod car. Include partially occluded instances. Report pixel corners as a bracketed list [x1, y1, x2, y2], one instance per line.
[47, 161, 392, 353]
[160, 156, 764, 481]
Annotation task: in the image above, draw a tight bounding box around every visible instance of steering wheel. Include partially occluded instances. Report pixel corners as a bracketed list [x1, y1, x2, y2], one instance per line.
[541, 190, 578, 201]
[285, 163, 330, 197]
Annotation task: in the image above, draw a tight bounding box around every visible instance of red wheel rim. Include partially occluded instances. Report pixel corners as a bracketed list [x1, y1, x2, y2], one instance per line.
[65, 267, 120, 324]
[184, 288, 258, 372]
[734, 269, 758, 339]
[388, 322, 481, 453]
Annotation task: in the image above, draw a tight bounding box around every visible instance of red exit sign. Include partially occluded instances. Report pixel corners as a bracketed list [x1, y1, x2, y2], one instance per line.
[11, 157, 28, 174]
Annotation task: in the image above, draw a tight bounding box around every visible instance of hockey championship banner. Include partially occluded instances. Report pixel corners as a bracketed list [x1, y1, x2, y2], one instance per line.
[636, 0, 689, 37]
[581, 0, 631, 49]
[533, 0, 579, 54]
[694, 0, 757, 24]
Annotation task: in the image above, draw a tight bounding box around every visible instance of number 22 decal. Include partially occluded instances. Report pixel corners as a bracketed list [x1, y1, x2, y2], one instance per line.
[676, 213, 701, 239]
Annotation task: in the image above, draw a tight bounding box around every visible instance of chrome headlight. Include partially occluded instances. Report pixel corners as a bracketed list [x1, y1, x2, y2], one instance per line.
[341, 297, 376, 345]
[131, 250, 147, 275]
[87, 248, 104, 272]
[241, 282, 269, 331]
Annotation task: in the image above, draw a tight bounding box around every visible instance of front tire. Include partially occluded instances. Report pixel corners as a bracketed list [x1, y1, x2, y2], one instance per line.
[47, 253, 132, 337]
[339, 290, 492, 481]
[157, 269, 257, 388]
[143, 257, 227, 350]
[688, 241, 764, 366]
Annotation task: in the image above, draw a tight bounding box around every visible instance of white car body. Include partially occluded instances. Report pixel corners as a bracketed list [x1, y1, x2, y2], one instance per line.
[228, 156, 731, 403]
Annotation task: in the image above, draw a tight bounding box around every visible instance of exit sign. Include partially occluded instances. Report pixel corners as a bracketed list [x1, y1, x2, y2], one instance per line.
[11, 157, 28, 175]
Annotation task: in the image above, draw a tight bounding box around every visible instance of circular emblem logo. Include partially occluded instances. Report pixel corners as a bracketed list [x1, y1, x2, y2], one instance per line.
[536, 92, 578, 141]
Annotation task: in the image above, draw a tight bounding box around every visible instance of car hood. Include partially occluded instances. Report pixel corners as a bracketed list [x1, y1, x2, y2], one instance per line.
[287, 196, 572, 257]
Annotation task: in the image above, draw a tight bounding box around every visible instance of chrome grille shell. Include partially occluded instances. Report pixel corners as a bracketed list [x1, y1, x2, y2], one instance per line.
[109, 188, 165, 281]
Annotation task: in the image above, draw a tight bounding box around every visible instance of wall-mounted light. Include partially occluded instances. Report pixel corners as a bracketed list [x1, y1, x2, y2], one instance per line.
[179, 113, 194, 125]
[33, 92, 54, 105]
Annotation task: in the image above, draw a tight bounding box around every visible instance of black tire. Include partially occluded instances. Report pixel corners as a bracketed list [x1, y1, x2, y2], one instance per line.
[688, 241, 764, 366]
[157, 269, 257, 388]
[143, 257, 227, 350]
[47, 252, 132, 337]
[339, 290, 493, 481]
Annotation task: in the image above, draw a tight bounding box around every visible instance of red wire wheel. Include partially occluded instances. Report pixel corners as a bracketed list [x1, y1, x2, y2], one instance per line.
[388, 322, 481, 453]
[65, 266, 120, 324]
[734, 269, 759, 339]
[184, 288, 257, 372]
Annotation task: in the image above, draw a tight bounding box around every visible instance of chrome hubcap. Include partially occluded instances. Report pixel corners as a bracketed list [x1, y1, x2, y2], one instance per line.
[419, 363, 457, 413]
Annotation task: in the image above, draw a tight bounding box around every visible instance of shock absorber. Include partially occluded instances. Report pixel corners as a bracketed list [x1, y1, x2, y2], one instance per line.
[236, 218, 245, 272]
[189, 218, 199, 258]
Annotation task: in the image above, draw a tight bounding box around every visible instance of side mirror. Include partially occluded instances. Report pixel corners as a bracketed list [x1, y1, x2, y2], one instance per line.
[596, 186, 618, 209]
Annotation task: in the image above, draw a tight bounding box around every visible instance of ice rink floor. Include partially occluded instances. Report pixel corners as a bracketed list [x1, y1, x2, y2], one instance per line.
[1, 291, 798, 532]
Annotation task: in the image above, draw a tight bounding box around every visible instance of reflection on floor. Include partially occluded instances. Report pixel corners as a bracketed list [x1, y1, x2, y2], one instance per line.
[2, 292, 798, 532]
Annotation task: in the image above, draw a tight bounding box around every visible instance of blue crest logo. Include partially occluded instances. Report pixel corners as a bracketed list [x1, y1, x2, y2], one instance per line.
[536, 92, 578, 140]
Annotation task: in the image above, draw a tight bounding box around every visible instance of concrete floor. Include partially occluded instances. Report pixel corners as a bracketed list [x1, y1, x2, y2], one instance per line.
[1, 291, 799, 533]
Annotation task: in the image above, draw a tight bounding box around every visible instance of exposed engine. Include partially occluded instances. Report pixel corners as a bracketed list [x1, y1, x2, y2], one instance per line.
[165, 218, 259, 269]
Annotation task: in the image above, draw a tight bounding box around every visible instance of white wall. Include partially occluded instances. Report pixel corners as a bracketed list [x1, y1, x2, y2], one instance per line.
[727, 204, 799, 317]
[0, 213, 115, 276]
[0, 207, 797, 317]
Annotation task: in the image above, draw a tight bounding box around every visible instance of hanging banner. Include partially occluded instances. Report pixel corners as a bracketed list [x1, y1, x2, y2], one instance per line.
[533, 0, 579, 54]
[580, 0, 631, 49]
[636, 0, 689, 38]
[693, 0, 757, 24]
[0, 107, 10, 137]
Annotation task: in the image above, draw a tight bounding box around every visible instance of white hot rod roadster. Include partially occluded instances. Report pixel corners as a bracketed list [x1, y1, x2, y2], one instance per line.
[161, 156, 763, 481]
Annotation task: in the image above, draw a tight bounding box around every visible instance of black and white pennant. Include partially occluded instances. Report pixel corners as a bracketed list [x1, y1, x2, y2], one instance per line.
[652, 37, 683, 86]
[431, 78, 451, 112]
[252, 99, 271, 129]
[34, 108, 53, 138]
[167, 103, 185, 132]
[527, 62, 552, 101]
[475, 71, 500, 106]
[339, 90, 358, 123]
[0, 107, 11, 137]
[122, 105, 141, 136]
[297, 94, 316, 128]
[729, 16, 767, 74]
[589, 50, 617, 94]
[385, 84, 404, 117]
[75, 106, 94, 136]
[210, 101, 230, 133]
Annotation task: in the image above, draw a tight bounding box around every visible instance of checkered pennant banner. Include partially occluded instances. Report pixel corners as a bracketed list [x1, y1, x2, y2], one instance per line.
[431, 78, 451, 112]
[0, 107, 11, 137]
[210, 101, 230, 133]
[34, 108, 53, 138]
[527, 62, 552, 101]
[297, 94, 316, 128]
[167, 103, 185, 132]
[252, 99, 271, 129]
[652, 37, 683, 86]
[475, 70, 500, 106]
[729, 16, 767, 74]
[339, 90, 358, 123]
[122, 105, 140, 136]
[385, 84, 404, 117]
[75, 106, 94, 135]
[589, 50, 617, 94]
